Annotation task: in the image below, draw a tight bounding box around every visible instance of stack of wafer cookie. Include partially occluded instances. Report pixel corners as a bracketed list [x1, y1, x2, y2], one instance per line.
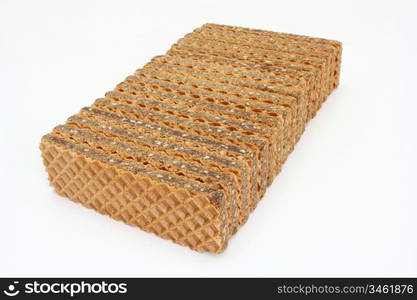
[40, 24, 342, 253]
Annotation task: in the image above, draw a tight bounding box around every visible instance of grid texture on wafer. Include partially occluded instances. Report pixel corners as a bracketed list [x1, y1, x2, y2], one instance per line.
[40, 23, 341, 253]
[40, 137, 228, 253]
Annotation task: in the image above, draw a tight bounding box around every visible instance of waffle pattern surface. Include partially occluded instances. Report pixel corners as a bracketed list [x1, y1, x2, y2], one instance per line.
[40, 23, 342, 253]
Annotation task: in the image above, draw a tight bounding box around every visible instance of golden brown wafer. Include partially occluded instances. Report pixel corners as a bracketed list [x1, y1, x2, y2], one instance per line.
[40, 24, 341, 253]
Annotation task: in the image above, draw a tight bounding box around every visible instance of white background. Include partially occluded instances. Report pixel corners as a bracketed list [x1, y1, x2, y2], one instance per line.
[1, 0, 416, 277]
